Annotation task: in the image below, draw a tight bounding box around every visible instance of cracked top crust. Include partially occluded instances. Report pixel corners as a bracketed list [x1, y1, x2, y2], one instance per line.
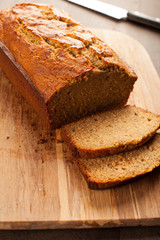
[0, 3, 137, 102]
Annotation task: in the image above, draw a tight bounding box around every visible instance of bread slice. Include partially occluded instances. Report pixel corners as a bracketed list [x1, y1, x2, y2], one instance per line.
[62, 105, 160, 158]
[75, 133, 160, 189]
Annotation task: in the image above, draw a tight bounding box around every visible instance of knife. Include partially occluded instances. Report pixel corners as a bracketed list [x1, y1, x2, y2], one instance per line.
[66, 0, 160, 30]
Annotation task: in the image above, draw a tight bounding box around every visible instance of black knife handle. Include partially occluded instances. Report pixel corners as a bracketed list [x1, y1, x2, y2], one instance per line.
[127, 11, 160, 30]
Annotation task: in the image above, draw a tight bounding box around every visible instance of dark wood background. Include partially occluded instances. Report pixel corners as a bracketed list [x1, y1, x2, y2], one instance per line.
[0, 0, 160, 239]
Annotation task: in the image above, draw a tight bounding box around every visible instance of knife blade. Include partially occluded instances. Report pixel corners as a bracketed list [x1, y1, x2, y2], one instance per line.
[66, 0, 160, 30]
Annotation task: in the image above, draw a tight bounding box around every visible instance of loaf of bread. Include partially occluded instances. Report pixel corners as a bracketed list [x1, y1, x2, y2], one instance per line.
[0, 3, 137, 129]
[75, 133, 160, 189]
[62, 105, 160, 158]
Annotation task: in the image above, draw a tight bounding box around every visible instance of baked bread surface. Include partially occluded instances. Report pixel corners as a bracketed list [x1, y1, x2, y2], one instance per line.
[75, 134, 160, 189]
[62, 105, 160, 158]
[0, 3, 137, 129]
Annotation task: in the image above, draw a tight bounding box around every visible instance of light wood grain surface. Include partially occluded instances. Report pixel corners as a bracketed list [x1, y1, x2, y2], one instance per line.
[0, 0, 160, 239]
[0, 29, 160, 230]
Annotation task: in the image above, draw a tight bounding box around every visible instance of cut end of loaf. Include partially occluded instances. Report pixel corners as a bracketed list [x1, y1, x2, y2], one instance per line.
[48, 71, 136, 129]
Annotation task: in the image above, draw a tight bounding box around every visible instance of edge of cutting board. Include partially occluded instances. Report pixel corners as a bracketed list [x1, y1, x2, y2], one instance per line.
[0, 29, 160, 230]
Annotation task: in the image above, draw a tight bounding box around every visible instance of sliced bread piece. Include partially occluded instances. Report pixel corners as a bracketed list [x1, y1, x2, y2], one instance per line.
[75, 133, 160, 189]
[62, 105, 160, 158]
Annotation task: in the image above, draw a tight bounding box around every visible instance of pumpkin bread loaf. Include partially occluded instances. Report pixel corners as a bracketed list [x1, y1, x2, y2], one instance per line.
[75, 133, 160, 189]
[0, 3, 137, 129]
[62, 105, 160, 158]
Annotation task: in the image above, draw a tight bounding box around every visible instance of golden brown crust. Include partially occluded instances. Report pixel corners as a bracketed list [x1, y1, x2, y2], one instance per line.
[0, 40, 50, 123]
[0, 3, 137, 97]
[1, 5, 93, 102]
[0, 3, 137, 129]
[0, 4, 94, 102]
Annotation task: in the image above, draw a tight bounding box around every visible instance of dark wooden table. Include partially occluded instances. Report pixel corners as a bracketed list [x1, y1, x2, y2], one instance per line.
[0, 0, 160, 239]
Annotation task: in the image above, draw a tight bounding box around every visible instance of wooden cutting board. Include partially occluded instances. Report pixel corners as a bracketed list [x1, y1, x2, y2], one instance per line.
[0, 30, 160, 230]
